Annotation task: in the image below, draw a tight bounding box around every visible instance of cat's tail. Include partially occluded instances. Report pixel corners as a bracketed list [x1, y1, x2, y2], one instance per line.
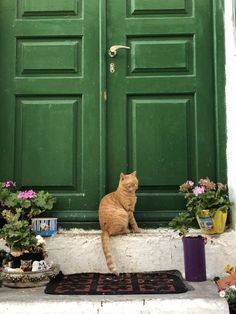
[101, 230, 119, 276]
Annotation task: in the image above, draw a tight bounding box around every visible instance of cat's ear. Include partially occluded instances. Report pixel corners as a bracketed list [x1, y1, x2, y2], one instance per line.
[131, 171, 136, 176]
[120, 172, 125, 180]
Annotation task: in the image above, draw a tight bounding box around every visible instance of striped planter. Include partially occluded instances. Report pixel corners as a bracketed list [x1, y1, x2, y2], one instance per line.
[32, 218, 57, 237]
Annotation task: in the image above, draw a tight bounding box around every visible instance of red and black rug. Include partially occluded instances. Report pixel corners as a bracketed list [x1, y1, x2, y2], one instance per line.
[45, 270, 190, 295]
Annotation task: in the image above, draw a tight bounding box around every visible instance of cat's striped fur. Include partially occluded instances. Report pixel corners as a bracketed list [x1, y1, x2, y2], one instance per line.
[98, 171, 140, 276]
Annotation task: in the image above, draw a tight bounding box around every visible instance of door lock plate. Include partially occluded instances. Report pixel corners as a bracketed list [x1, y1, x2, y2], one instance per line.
[110, 63, 115, 73]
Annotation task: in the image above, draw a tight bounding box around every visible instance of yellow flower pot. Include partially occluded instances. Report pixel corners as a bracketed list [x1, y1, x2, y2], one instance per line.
[196, 209, 227, 235]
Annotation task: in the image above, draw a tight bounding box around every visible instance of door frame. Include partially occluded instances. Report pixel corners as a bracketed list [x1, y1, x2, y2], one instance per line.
[212, 0, 227, 181]
[98, 0, 107, 200]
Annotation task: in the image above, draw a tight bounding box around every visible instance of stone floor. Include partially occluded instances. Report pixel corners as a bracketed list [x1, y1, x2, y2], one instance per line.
[0, 280, 229, 314]
[0, 229, 233, 313]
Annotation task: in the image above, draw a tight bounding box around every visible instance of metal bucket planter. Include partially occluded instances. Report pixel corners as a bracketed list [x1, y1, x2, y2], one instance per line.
[196, 209, 227, 235]
[182, 235, 206, 282]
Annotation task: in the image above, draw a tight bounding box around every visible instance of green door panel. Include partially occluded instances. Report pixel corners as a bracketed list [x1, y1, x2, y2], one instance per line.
[19, 0, 79, 16]
[129, 0, 189, 15]
[15, 98, 80, 187]
[0, 0, 226, 228]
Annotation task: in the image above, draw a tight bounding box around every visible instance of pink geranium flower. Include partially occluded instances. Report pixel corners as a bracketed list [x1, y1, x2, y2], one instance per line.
[187, 180, 194, 187]
[3, 181, 16, 188]
[193, 186, 205, 196]
[17, 190, 37, 199]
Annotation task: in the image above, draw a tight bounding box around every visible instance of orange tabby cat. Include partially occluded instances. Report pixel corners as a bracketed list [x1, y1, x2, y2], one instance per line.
[99, 171, 140, 276]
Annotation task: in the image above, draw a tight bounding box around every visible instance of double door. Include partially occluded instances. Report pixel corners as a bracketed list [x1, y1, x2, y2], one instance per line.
[0, 0, 225, 227]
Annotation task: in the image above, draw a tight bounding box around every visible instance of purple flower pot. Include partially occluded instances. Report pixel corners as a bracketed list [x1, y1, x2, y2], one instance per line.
[182, 236, 206, 282]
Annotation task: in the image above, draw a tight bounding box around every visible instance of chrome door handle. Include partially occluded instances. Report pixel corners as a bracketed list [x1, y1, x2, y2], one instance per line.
[108, 45, 130, 57]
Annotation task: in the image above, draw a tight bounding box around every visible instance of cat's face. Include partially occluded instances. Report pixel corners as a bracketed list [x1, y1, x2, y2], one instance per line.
[120, 171, 138, 192]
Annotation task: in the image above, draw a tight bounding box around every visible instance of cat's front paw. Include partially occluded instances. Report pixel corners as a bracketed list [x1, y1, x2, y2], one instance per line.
[132, 228, 141, 233]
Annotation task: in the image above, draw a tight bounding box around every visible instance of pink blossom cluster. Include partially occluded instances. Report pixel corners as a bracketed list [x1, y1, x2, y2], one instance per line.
[186, 180, 194, 188]
[3, 181, 16, 187]
[192, 186, 205, 196]
[198, 178, 216, 190]
[217, 182, 226, 191]
[179, 180, 194, 193]
[17, 190, 37, 199]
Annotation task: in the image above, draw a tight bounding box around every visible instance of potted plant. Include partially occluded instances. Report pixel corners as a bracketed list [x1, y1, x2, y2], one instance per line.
[0, 181, 56, 220]
[0, 181, 56, 266]
[0, 209, 48, 265]
[169, 212, 207, 282]
[179, 178, 232, 234]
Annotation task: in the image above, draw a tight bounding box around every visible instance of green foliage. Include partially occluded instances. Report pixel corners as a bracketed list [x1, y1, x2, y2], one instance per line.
[2, 192, 18, 208]
[225, 288, 236, 304]
[0, 181, 56, 219]
[0, 209, 37, 252]
[0, 249, 8, 267]
[0, 183, 17, 209]
[31, 191, 56, 213]
[169, 212, 195, 236]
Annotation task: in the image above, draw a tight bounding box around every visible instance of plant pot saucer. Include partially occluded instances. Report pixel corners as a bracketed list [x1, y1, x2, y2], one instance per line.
[1, 263, 60, 288]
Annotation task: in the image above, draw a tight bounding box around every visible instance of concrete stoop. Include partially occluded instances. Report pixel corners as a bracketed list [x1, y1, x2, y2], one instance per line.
[1, 228, 236, 276]
[0, 280, 229, 314]
[0, 228, 234, 313]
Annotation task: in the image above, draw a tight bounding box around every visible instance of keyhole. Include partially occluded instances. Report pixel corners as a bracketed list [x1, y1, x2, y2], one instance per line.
[110, 63, 115, 73]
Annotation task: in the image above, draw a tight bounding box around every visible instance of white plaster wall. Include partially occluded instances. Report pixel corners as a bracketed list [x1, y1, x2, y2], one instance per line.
[225, 0, 236, 227]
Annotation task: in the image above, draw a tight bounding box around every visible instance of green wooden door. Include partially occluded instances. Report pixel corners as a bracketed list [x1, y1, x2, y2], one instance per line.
[106, 0, 226, 226]
[0, 0, 101, 227]
[0, 0, 225, 228]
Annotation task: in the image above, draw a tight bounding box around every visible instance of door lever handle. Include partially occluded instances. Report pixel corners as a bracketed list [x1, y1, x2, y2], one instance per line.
[108, 45, 130, 57]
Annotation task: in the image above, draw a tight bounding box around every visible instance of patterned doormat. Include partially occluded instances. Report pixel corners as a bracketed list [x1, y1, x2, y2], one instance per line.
[45, 270, 190, 295]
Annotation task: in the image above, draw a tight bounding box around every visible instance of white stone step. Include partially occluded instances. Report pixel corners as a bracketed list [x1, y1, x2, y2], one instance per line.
[0, 228, 233, 314]
[0, 280, 229, 314]
[44, 228, 236, 278]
